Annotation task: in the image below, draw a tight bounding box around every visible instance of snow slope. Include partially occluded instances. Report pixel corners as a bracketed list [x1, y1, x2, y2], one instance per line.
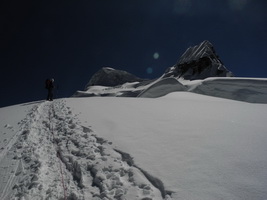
[138, 78, 185, 98]
[67, 93, 267, 200]
[0, 100, 166, 200]
[1, 87, 267, 199]
[187, 77, 267, 103]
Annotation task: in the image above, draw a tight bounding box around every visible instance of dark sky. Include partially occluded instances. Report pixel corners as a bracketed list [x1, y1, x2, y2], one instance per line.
[1, 0, 267, 107]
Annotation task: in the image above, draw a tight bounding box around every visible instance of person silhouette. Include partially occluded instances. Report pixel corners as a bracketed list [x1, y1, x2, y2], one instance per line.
[45, 78, 55, 101]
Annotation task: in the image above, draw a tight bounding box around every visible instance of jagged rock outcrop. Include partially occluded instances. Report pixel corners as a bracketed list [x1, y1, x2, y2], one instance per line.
[163, 40, 234, 80]
[85, 67, 145, 89]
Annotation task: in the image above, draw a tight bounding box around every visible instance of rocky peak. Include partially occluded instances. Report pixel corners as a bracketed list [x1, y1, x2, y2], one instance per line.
[164, 40, 233, 80]
[85, 67, 144, 89]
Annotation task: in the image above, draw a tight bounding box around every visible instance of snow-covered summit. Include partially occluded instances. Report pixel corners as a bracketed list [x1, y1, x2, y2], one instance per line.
[163, 40, 234, 80]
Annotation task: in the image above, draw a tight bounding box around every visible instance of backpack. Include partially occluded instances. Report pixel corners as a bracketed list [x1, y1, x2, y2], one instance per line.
[45, 79, 51, 89]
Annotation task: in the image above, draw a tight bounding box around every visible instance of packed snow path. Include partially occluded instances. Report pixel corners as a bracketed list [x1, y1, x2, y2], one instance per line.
[0, 100, 169, 200]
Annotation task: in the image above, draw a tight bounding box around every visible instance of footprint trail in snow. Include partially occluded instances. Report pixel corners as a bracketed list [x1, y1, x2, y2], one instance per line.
[0, 100, 171, 200]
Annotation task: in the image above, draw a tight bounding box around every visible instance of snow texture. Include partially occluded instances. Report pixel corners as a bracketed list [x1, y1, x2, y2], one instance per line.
[0, 100, 166, 200]
[66, 93, 267, 200]
[1, 77, 267, 199]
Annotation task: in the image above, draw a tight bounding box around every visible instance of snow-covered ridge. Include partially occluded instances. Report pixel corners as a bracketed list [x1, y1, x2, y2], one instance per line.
[75, 77, 267, 103]
[138, 78, 186, 98]
[188, 77, 267, 103]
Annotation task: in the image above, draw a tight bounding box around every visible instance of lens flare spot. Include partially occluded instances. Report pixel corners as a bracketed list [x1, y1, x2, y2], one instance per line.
[146, 67, 153, 74]
[153, 52, 159, 59]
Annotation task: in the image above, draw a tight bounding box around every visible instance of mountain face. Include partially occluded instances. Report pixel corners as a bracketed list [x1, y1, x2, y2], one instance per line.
[163, 40, 233, 80]
[85, 67, 145, 89]
[86, 41, 233, 88]
[74, 40, 235, 98]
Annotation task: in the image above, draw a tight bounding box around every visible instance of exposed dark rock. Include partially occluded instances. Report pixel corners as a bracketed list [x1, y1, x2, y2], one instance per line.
[85, 67, 145, 88]
[163, 40, 234, 80]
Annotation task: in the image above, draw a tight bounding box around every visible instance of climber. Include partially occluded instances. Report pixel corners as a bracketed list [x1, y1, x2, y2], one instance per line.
[45, 78, 55, 101]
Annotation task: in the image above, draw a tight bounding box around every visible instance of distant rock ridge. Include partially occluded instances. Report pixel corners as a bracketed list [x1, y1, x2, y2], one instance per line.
[74, 40, 236, 98]
[85, 67, 145, 89]
[163, 40, 234, 80]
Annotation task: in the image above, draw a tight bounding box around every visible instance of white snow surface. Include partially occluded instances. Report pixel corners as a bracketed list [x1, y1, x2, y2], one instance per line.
[67, 93, 267, 200]
[187, 77, 267, 103]
[0, 101, 164, 200]
[1, 78, 267, 199]
[138, 78, 186, 98]
[77, 77, 267, 103]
